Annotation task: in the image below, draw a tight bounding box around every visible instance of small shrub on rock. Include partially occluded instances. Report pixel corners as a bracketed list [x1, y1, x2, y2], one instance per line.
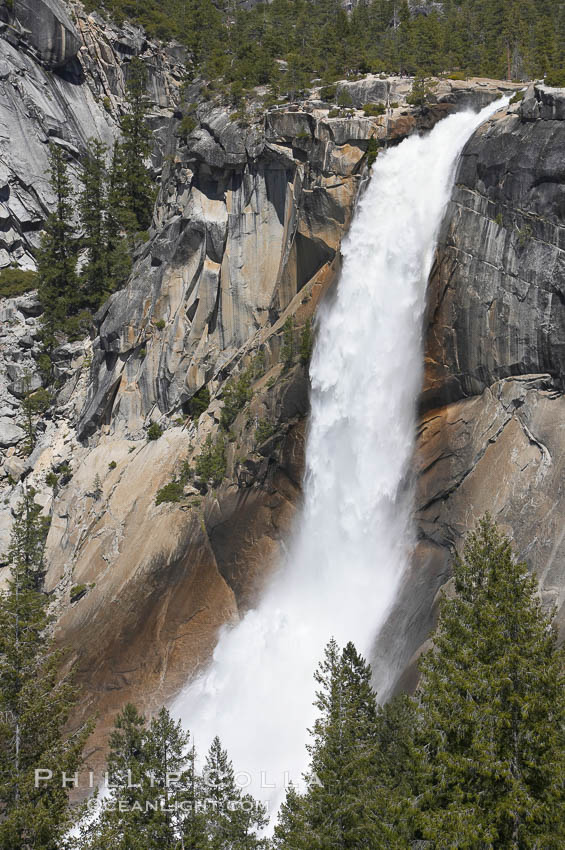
[188, 386, 211, 420]
[155, 480, 184, 505]
[255, 419, 275, 445]
[195, 434, 226, 485]
[147, 423, 163, 441]
[220, 369, 253, 429]
[0, 268, 38, 299]
[545, 69, 565, 87]
[363, 102, 386, 116]
[337, 89, 353, 107]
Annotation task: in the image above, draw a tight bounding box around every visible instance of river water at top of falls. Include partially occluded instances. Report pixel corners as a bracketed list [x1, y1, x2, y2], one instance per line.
[173, 96, 509, 816]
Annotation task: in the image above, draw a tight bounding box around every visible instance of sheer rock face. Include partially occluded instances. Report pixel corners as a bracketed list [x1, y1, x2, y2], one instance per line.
[0, 4, 184, 269]
[13, 0, 81, 68]
[77, 108, 377, 441]
[373, 88, 565, 695]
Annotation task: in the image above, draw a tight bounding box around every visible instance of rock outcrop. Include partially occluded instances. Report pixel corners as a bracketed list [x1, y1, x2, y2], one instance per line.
[0, 2, 184, 269]
[13, 0, 81, 69]
[373, 85, 565, 695]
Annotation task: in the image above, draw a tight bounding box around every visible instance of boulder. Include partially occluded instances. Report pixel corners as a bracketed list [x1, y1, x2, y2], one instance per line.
[335, 76, 389, 107]
[0, 418, 25, 447]
[521, 83, 565, 122]
[14, 0, 81, 68]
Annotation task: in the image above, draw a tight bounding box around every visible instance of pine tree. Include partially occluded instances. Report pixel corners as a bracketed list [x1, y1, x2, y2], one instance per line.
[0, 488, 89, 849]
[79, 704, 205, 850]
[272, 783, 309, 850]
[201, 736, 269, 849]
[305, 640, 383, 848]
[105, 143, 133, 292]
[276, 639, 385, 849]
[415, 516, 565, 846]
[120, 58, 155, 233]
[37, 144, 78, 352]
[79, 139, 108, 308]
[299, 320, 313, 367]
[280, 317, 295, 370]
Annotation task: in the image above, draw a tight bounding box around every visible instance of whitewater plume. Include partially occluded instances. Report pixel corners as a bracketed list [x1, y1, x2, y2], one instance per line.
[173, 98, 508, 811]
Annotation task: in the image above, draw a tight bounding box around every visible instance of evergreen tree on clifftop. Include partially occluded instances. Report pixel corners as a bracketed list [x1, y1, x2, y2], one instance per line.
[414, 516, 565, 846]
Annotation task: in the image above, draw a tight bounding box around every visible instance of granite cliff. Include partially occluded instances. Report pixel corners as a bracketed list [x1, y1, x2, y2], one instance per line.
[374, 84, 565, 694]
[0, 0, 545, 768]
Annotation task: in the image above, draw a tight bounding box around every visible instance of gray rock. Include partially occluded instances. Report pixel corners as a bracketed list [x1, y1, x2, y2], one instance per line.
[0, 417, 25, 447]
[335, 76, 389, 107]
[422, 106, 565, 412]
[8, 372, 42, 398]
[374, 97, 565, 694]
[521, 83, 565, 122]
[14, 0, 81, 68]
[3, 455, 26, 481]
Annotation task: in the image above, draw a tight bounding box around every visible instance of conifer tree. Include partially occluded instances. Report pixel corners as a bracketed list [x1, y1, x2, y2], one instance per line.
[272, 783, 309, 850]
[201, 735, 269, 849]
[276, 639, 384, 849]
[105, 143, 133, 292]
[0, 488, 89, 849]
[79, 703, 196, 849]
[120, 58, 155, 232]
[37, 144, 78, 351]
[415, 516, 565, 846]
[79, 139, 108, 307]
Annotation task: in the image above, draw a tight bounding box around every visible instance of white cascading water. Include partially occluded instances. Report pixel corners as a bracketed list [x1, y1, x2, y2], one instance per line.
[173, 98, 507, 814]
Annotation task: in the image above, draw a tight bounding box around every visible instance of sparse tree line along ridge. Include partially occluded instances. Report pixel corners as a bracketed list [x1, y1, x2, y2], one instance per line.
[85, 0, 565, 101]
[1, 501, 563, 848]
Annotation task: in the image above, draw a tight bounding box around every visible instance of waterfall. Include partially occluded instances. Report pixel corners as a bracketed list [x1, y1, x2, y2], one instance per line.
[173, 98, 507, 814]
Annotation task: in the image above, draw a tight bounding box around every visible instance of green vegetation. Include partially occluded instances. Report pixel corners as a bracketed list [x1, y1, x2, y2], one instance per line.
[280, 316, 295, 370]
[366, 136, 379, 167]
[299, 319, 313, 366]
[415, 516, 565, 844]
[78, 704, 267, 849]
[0, 489, 91, 848]
[545, 68, 565, 87]
[194, 433, 226, 486]
[220, 368, 253, 429]
[255, 418, 275, 445]
[319, 84, 336, 101]
[187, 385, 210, 420]
[363, 101, 386, 115]
[37, 144, 78, 353]
[108, 460, 117, 470]
[0, 268, 38, 299]
[20, 380, 50, 456]
[45, 470, 59, 489]
[510, 88, 526, 103]
[155, 479, 184, 505]
[274, 517, 565, 846]
[86, 0, 565, 97]
[336, 89, 354, 107]
[146, 422, 163, 441]
[36, 61, 153, 363]
[70, 583, 90, 603]
[406, 72, 433, 106]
